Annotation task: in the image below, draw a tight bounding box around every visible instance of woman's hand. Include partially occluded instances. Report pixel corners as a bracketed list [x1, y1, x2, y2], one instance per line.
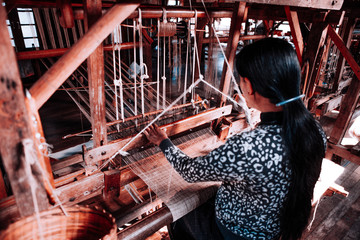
[143, 124, 168, 146]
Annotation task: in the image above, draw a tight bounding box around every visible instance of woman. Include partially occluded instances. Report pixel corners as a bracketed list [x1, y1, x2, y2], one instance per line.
[144, 38, 326, 240]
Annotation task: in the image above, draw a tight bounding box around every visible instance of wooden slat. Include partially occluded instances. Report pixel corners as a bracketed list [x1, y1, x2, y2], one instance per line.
[327, 25, 360, 82]
[29, 3, 139, 110]
[284, 6, 303, 65]
[85, 105, 232, 166]
[84, 0, 107, 148]
[219, 2, 248, 107]
[0, 1, 49, 216]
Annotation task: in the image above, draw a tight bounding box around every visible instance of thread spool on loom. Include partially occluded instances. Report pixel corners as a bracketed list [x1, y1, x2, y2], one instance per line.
[156, 20, 187, 38]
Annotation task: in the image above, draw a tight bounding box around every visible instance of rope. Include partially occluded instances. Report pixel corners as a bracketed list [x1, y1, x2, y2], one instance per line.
[162, 9, 167, 109]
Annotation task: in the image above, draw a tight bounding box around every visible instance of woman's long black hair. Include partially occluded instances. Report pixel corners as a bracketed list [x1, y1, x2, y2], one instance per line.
[236, 38, 326, 240]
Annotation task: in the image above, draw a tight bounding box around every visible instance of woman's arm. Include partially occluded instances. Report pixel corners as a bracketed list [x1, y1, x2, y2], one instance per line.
[144, 124, 248, 183]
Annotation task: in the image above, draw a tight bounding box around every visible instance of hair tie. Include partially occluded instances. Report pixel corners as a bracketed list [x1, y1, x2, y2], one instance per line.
[276, 94, 305, 107]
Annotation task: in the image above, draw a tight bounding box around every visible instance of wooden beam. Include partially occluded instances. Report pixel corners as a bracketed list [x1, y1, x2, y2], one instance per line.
[84, 0, 107, 148]
[29, 3, 139, 110]
[16, 43, 139, 60]
[219, 2, 248, 107]
[327, 25, 360, 82]
[194, 18, 209, 81]
[84, 105, 232, 166]
[284, 6, 303, 65]
[238, 0, 344, 10]
[327, 143, 360, 165]
[117, 206, 173, 240]
[0, 1, 49, 216]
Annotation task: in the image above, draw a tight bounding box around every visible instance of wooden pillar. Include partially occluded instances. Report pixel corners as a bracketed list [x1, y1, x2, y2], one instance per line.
[327, 25, 360, 144]
[194, 18, 209, 81]
[331, 17, 356, 93]
[219, 2, 248, 107]
[302, 21, 328, 102]
[0, 1, 49, 216]
[83, 0, 107, 148]
[284, 6, 303, 65]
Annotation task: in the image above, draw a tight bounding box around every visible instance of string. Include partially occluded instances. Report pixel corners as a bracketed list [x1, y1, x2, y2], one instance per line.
[162, 9, 167, 109]
[133, 19, 138, 117]
[138, 9, 145, 115]
[157, 18, 160, 110]
[93, 77, 203, 173]
[200, 0, 252, 124]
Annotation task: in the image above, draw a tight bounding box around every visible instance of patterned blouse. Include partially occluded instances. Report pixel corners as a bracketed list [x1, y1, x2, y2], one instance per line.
[159, 112, 292, 240]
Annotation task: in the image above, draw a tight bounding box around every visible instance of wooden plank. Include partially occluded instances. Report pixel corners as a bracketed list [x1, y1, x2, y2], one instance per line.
[327, 25, 360, 82]
[84, 105, 232, 166]
[219, 2, 248, 107]
[55, 172, 104, 205]
[84, 0, 107, 148]
[29, 3, 139, 110]
[104, 169, 121, 198]
[25, 93, 56, 203]
[284, 6, 303, 65]
[0, 1, 49, 217]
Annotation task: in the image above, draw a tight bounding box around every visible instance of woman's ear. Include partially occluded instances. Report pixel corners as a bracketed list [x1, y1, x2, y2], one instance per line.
[244, 77, 255, 95]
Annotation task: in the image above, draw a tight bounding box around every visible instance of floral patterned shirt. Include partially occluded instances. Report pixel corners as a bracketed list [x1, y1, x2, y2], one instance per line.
[159, 112, 292, 240]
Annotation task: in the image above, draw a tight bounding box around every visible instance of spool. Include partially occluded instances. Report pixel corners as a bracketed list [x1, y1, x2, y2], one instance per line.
[0, 206, 117, 240]
[157, 22, 177, 37]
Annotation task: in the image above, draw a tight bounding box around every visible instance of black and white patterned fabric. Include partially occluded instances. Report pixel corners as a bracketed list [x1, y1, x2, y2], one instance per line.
[159, 112, 292, 240]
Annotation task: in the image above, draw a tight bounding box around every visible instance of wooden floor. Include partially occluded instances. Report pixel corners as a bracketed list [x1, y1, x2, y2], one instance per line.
[302, 160, 360, 240]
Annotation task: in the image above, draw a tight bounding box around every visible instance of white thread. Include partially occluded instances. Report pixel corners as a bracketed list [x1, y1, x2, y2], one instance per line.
[138, 9, 145, 115]
[200, 0, 252, 125]
[96, 77, 203, 172]
[133, 19, 138, 117]
[157, 18, 160, 110]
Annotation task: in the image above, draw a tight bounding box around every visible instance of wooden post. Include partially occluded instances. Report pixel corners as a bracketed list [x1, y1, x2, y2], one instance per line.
[0, 1, 49, 216]
[284, 6, 303, 65]
[302, 21, 328, 101]
[331, 18, 356, 93]
[29, 3, 139, 110]
[327, 24, 360, 144]
[219, 2, 248, 107]
[194, 18, 209, 81]
[83, 0, 107, 148]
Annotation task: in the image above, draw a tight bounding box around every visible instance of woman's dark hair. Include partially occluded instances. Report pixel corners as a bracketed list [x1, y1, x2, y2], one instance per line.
[236, 38, 325, 240]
